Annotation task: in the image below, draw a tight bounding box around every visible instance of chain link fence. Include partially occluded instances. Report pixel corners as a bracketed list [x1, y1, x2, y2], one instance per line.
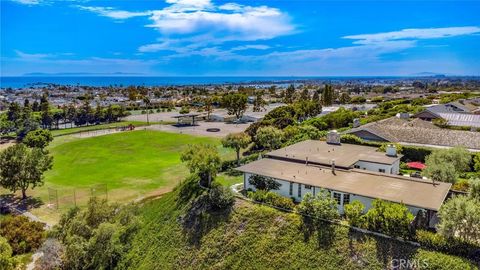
[47, 184, 108, 211]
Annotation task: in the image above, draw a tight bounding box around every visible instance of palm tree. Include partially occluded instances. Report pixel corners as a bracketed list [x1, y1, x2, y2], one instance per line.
[143, 95, 151, 125]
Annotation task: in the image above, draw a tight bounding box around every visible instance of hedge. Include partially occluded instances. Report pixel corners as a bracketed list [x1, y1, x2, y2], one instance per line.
[220, 153, 260, 172]
[416, 230, 480, 262]
[247, 190, 296, 210]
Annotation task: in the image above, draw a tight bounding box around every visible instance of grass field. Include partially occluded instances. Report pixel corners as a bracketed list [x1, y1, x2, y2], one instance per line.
[1, 130, 240, 224]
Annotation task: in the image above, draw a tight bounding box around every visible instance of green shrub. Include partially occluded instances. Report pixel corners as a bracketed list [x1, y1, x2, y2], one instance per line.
[416, 230, 480, 261]
[0, 215, 45, 255]
[208, 184, 235, 210]
[0, 236, 16, 270]
[414, 249, 477, 270]
[452, 179, 470, 192]
[363, 199, 414, 239]
[340, 134, 365, 145]
[247, 190, 295, 210]
[343, 200, 365, 227]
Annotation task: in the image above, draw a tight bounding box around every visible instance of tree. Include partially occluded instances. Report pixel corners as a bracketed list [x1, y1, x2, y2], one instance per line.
[284, 84, 295, 104]
[203, 96, 216, 120]
[344, 200, 365, 227]
[268, 85, 276, 96]
[423, 163, 457, 183]
[181, 144, 221, 187]
[40, 93, 53, 129]
[321, 85, 334, 106]
[143, 95, 151, 125]
[221, 132, 251, 165]
[255, 126, 284, 151]
[66, 103, 77, 128]
[23, 129, 53, 149]
[253, 92, 267, 112]
[248, 175, 280, 191]
[363, 199, 414, 238]
[300, 88, 310, 100]
[222, 93, 248, 120]
[423, 147, 470, 183]
[297, 191, 339, 221]
[438, 195, 480, 243]
[179, 106, 190, 114]
[339, 92, 351, 104]
[0, 144, 53, 199]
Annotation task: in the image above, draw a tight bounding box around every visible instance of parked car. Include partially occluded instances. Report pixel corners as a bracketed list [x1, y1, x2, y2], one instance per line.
[410, 171, 423, 179]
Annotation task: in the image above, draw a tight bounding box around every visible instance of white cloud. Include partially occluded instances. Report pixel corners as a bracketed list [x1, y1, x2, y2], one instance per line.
[146, 4, 293, 39]
[11, 0, 42, 5]
[75, 6, 152, 20]
[344, 26, 480, 45]
[231, 45, 271, 51]
[15, 50, 52, 60]
[75, 1, 294, 52]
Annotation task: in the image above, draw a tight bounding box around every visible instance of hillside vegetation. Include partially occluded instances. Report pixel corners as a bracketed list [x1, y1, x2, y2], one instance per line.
[119, 186, 477, 270]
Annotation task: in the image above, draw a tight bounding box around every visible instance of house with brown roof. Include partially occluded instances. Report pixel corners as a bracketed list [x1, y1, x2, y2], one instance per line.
[237, 132, 451, 228]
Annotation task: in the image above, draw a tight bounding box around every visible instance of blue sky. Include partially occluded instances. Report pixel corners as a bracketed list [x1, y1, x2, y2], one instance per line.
[1, 0, 480, 76]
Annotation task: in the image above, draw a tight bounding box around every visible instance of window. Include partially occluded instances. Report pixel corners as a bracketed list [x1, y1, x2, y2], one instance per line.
[298, 184, 302, 197]
[343, 194, 350, 205]
[333, 192, 341, 205]
[289, 182, 293, 196]
[304, 185, 312, 190]
[379, 169, 386, 173]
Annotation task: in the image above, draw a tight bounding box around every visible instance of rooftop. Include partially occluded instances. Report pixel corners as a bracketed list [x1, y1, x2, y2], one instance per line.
[237, 158, 451, 211]
[346, 117, 480, 150]
[266, 140, 401, 168]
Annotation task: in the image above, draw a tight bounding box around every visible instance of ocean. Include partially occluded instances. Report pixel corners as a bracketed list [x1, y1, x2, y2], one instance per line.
[0, 76, 409, 88]
[0, 76, 324, 88]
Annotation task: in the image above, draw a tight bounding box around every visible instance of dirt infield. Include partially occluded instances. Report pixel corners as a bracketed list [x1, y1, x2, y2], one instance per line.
[147, 122, 250, 137]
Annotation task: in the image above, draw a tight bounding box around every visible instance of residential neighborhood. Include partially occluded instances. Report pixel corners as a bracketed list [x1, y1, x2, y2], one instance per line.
[2, 0, 480, 269]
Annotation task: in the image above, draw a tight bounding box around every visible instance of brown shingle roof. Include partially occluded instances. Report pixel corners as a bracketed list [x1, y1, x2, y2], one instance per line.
[237, 158, 451, 211]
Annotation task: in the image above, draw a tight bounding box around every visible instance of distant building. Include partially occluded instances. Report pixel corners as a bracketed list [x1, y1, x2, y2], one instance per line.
[415, 102, 480, 128]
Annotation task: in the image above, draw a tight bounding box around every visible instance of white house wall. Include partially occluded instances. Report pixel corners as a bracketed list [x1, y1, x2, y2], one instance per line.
[354, 160, 399, 175]
[244, 172, 424, 216]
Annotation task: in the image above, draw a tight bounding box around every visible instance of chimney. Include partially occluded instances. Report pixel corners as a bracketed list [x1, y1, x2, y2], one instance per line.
[385, 144, 397, 157]
[331, 159, 336, 175]
[352, 118, 361, 128]
[326, 130, 341, 145]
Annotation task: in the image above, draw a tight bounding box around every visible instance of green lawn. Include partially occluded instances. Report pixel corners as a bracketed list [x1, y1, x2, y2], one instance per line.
[216, 173, 243, 187]
[1, 130, 234, 223]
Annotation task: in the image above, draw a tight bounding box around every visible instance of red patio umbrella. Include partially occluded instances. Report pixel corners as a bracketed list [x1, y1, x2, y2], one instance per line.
[406, 162, 426, 170]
